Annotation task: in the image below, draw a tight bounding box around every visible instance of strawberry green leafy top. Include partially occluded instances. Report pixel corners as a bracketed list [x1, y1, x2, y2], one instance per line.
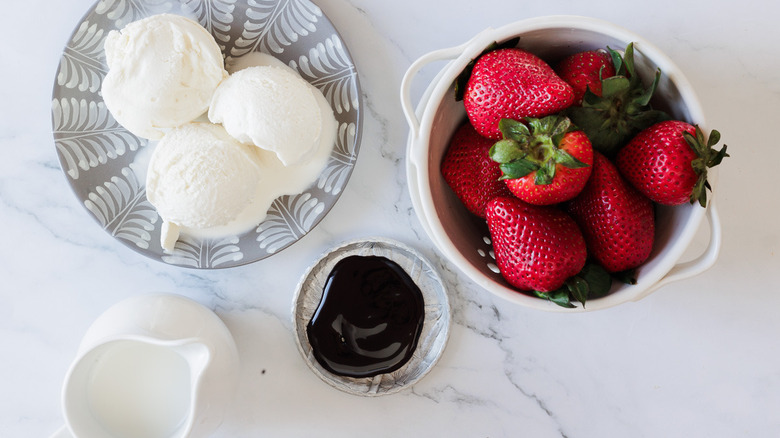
[565, 43, 671, 156]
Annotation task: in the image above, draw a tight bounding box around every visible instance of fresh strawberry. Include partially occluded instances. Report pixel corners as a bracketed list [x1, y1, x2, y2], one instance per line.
[441, 122, 513, 218]
[489, 115, 593, 205]
[485, 196, 586, 292]
[454, 37, 520, 101]
[566, 152, 655, 273]
[616, 121, 728, 207]
[555, 49, 616, 105]
[463, 48, 575, 139]
[564, 43, 670, 156]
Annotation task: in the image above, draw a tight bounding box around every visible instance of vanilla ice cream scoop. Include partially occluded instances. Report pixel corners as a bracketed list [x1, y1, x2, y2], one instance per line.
[208, 65, 323, 166]
[146, 123, 262, 251]
[102, 14, 228, 140]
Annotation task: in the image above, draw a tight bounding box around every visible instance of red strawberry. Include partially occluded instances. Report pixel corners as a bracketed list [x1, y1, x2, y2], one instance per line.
[485, 196, 587, 292]
[564, 43, 670, 156]
[555, 49, 616, 104]
[464, 48, 575, 139]
[441, 123, 513, 218]
[489, 115, 593, 205]
[566, 152, 655, 273]
[616, 120, 728, 207]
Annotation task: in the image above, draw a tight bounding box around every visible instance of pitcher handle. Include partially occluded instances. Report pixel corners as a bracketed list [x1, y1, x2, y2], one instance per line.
[633, 199, 722, 301]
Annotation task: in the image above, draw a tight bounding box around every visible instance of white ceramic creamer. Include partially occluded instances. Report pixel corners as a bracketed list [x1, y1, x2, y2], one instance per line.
[52, 294, 240, 438]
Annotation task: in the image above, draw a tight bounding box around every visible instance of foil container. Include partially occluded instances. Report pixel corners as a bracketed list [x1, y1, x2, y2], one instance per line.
[292, 237, 451, 396]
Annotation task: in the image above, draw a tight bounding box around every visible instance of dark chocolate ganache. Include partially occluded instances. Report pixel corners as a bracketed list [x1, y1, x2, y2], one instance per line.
[306, 255, 425, 378]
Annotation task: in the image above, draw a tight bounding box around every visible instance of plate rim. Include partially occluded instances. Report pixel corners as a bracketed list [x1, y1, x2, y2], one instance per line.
[51, 0, 364, 269]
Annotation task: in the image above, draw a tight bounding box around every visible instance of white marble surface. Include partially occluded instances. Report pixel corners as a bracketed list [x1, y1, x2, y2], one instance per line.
[2, 0, 779, 436]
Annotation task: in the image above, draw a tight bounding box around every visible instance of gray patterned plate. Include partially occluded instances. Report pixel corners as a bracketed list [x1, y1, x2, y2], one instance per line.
[52, 0, 362, 268]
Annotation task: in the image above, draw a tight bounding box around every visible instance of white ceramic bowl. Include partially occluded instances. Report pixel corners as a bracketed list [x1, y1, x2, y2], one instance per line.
[400, 15, 722, 312]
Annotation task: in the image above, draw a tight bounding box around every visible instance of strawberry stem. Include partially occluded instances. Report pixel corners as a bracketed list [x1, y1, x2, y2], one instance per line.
[565, 42, 671, 157]
[534, 262, 612, 308]
[489, 115, 589, 184]
[683, 126, 729, 207]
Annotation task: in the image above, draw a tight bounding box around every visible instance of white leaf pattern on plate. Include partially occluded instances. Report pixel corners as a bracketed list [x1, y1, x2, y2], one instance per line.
[84, 167, 158, 249]
[256, 193, 324, 253]
[95, 0, 174, 27]
[317, 122, 356, 195]
[52, 97, 146, 180]
[180, 0, 237, 49]
[230, 0, 321, 58]
[53, 0, 361, 268]
[292, 34, 358, 114]
[58, 21, 107, 93]
[161, 235, 244, 268]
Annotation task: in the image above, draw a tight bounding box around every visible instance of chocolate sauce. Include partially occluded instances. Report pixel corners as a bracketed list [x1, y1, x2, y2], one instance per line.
[306, 255, 425, 378]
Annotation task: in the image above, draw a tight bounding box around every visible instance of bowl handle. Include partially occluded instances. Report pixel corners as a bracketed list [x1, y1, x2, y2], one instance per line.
[400, 28, 497, 139]
[633, 199, 723, 301]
